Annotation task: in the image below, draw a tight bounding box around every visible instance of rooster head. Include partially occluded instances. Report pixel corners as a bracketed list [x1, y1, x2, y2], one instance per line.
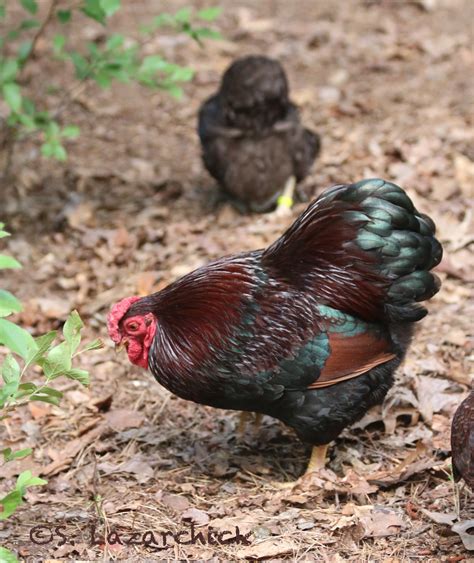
[107, 296, 157, 369]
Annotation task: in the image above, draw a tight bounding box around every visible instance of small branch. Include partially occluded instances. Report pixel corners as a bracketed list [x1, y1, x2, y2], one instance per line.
[19, 0, 60, 79]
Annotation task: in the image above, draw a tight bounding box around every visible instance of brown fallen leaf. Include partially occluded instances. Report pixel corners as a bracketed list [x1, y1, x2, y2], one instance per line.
[135, 271, 159, 296]
[28, 401, 51, 420]
[181, 507, 210, 526]
[157, 491, 191, 512]
[367, 441, 445, 486]
[237, 539, 296, 560]
[342, 469, 379, 495]
[42, 421, 108, 476]
[31, 296, 72, 319]
[97, 457, 154, 483]
[104, 409, 145, 432]
[359, 507, 406, 538]
[421, 509, 457, 525]
[415, 376, 460, 423]
[66, 201, 95, 229]
[451, 520, 474, 551]
[454, 153, 474, 198]
[237, 7, 274, 33]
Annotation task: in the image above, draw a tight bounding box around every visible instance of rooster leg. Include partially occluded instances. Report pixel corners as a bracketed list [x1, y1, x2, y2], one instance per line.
[238, 412, 251, 435]
[238, 412, 262, 436]
[275, 176, 296, 216]
[305, 444, 329, 474]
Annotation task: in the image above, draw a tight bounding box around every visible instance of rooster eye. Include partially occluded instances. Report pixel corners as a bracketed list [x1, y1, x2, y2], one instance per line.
[127, 322, 139, 331]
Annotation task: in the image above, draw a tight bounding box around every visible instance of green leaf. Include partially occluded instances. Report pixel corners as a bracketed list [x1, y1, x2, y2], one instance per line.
[0, 490, 22, 520]
[161, 83, 183, 99]
[30, 386, 63, 406]
[27, 331, 57, 366]
[138, 55, 165, 75]
[105, 33, 124, 50]
[41, 140, 67, 161]
[197, 6, 222, 21]
[0, 59, 19, 83]
[2, 447, 32, 462]
[63, 368, 89, 386]
[0, 379, 19, 408]
[2, 83, 22, 113]
[53, 34, 66, 55]
[16, 470, 47, 492]
[81, 0, 106, 24]
[94, 71, 111, 88]
[0, 547, 18, 563]
[1, 354, 20, 384]
[0, 254, 21, 269]
[69, 52, 89, 79]
[174, 7, 191, 23]
[39, 341, 72, 378]
[190, 28, 222, 40]
[149, 13, 175, 29]
[14, 381, 37, 400]
[20, 0, 38, 15]
[18, 18, 40, 30]
[167, 66, 194, 82]
[63, 310, 83, 354]
[100, 0, 120, 17]
[17, 40, 32, 63]
[0, 290, 22, 317]
[0, 319, 37, 360]
[81, 338, 104, 353]
[56, 9, 71, 23]
[61, 125, 80, 139]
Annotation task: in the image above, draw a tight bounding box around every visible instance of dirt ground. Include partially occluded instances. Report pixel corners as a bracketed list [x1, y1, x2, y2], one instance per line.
[1, 0, 473, 560]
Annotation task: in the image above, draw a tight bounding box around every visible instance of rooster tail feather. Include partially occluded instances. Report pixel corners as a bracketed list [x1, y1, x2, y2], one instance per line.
[263, 178, 442, 324]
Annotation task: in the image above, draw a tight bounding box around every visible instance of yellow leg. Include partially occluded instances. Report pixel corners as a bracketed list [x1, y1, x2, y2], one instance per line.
[275, 176, 296, 216]
[305, 444, 329, 474]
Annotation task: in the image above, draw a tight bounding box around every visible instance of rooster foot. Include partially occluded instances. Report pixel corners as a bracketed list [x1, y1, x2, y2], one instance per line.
[269, 444, 330, 489]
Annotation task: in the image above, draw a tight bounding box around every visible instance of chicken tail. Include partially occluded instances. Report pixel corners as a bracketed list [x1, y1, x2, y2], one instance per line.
[262, 178, 442, 324]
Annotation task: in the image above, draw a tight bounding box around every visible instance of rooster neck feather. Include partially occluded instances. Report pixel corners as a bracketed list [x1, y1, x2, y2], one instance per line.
[127, 253, 267, 399]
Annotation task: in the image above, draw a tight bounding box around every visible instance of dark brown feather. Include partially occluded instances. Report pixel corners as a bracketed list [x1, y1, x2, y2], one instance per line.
[198, 55, 320, 212]
[451, 390, 474, 488]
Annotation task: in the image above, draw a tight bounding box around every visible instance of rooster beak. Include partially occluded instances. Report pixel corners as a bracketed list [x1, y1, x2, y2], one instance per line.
[115, 338, 129, 354]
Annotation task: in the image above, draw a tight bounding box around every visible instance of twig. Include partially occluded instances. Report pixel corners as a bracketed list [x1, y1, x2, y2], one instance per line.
[18, 0, 60, 80]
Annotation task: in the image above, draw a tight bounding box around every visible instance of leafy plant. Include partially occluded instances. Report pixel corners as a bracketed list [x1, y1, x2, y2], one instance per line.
[0, 222, 103, 561]
[0, 1, 221, 166]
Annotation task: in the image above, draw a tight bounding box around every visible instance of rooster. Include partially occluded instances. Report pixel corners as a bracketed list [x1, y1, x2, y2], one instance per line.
[108, 179, 442, 475]
[451, 390, 473, 488]
[198, 55, 320, 213]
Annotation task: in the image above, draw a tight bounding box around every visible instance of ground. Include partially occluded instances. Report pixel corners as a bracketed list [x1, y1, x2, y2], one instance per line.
[1, 0, 473, 560]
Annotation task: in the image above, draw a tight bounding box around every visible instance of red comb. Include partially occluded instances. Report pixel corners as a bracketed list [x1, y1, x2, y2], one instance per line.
[107, 296, 141, 343]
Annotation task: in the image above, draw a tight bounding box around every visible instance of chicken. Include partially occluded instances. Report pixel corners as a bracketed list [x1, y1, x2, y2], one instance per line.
[198, 55, 320, 213]
[108, 179, 442, 475]
[451, 390, 473, 488]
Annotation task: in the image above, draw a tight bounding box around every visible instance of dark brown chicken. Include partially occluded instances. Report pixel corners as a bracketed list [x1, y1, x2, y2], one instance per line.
[198, 55, 320, 212]
[108, 179, 442, 475]
[451, 390, 473, 488]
